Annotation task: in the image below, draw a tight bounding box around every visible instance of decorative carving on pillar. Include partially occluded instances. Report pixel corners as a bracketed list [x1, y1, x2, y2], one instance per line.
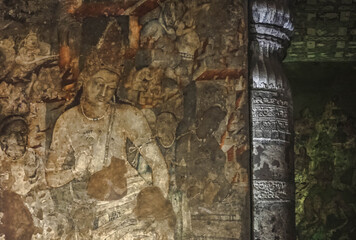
[249, 1, 295, 239]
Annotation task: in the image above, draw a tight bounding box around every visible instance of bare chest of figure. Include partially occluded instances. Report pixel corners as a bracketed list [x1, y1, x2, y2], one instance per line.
[68, 108, 128, 175]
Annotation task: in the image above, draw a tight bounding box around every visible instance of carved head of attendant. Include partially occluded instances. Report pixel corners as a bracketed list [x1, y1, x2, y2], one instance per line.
[156, 112, 178, 148]
[196, 106, 226, 139]
[24, 32, 39, 50]
[0, 116, 28, 159]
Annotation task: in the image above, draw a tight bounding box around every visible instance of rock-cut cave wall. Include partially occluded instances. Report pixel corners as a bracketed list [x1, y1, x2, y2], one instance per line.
[0, 0, 250, 239]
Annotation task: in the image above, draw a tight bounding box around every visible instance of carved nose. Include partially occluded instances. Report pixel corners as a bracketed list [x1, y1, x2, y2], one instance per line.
[100, 86, 107, 97]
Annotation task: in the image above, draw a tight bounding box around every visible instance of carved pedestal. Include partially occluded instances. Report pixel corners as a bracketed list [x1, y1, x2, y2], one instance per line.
[249, 1, 295, 239]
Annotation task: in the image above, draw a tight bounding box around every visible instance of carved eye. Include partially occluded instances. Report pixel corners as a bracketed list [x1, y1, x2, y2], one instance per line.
[0, 137, 7, 145]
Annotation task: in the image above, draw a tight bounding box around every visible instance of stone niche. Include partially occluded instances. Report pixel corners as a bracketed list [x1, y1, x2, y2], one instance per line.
[0, 0, 249, 239]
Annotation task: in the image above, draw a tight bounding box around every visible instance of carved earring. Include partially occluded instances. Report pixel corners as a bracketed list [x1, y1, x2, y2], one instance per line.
[112, 95, 116, 103]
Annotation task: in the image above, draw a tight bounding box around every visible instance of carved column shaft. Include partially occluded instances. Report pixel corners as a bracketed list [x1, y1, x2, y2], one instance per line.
[249, 1, 295, 239]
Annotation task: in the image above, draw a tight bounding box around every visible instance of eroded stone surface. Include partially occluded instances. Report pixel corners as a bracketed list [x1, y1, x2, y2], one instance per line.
[0, 0, 249, 239]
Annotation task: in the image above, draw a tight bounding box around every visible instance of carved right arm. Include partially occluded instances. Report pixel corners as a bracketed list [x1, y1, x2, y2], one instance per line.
[46, 150, 89, 188]
[45, 114, 77, 188]
[46, 151, 76, 188]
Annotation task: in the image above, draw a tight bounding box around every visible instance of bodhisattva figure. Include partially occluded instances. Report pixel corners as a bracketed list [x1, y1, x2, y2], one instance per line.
[46, 68, 174, 239]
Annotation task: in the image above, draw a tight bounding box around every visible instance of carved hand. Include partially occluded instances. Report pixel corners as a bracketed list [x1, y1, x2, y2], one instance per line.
[72, 155, 88, 179]
[73, 146, 92, 179]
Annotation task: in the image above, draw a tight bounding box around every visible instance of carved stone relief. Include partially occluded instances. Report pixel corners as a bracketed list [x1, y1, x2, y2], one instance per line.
[0, 0, 249, 239]
[250, 0, 295, 239]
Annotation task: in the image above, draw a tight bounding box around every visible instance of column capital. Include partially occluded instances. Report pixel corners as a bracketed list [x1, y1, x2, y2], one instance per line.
[250, 0, 294, 58]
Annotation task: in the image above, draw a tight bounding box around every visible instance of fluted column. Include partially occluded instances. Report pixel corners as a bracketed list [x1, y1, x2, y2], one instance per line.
[249, 1, 295, 239]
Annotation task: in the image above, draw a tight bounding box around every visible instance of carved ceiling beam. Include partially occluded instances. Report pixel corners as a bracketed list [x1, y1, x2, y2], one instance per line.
[249, 0, 295, 239]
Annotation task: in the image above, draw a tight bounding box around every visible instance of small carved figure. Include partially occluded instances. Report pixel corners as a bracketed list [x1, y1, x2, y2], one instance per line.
[11, 32, 57, 82]
[158, 0, 186, 38]
[0, 116, 45, 194]
[0, 116, 47, 240]
[156, 112, 178, 148]
[295, 108, 315, 143]
[139, 0, 199, 86]
[0, 116, 28, 160]
[126, 67, 164, 108]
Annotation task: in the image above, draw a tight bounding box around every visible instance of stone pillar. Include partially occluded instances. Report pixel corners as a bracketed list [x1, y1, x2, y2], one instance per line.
[249, 1, 295, 239]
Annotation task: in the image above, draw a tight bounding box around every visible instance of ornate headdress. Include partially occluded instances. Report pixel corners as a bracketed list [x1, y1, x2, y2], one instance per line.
[79, 19, 125, 85]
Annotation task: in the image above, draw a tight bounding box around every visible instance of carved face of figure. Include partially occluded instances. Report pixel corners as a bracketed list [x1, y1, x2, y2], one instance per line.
[161, 0, 186, 30]
[24, 34, 39, 50]
[0, 119, 28, 159]
[156, 112, 178, 148]
[139, 81, 162, 107]
[129, 67, 164, 108]
[83, 69, 118, 107]
[196, 107, 226, 139]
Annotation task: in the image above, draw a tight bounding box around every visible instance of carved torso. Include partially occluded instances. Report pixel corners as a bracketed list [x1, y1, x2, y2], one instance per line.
[49, 103, 152, 178]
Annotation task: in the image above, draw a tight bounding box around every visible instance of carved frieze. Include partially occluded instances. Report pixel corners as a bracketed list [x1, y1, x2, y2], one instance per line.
[253, 180, 293, 201]
[251, 90, 290, 143]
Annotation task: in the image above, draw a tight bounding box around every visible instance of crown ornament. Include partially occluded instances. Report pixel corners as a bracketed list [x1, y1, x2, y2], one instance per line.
[79, 19, 126, 84]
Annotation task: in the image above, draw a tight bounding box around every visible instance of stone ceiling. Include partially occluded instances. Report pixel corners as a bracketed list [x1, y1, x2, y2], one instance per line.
[285, 0, 356, 62]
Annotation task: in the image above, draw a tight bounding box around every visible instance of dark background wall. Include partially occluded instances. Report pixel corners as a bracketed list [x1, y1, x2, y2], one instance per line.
[285, 62, 356, 119]
[285, 1, 356, 237]
[285, 61, 356, 239]
[286, 0, 356, 62]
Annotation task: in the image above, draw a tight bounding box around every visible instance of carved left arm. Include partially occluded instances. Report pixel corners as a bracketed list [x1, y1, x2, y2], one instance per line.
[124, 106, 170, 198]
[139, 140, 170, 198]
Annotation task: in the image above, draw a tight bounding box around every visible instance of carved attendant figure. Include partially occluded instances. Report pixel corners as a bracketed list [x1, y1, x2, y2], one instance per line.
[46, 68, 171, 239]
[12, 32, 57, 81]
[0, 116, 44, 195]
[0, 116, 41, 240]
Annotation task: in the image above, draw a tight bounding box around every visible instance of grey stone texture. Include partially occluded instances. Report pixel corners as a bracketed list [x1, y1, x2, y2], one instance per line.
[250, 0, 295, 239]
